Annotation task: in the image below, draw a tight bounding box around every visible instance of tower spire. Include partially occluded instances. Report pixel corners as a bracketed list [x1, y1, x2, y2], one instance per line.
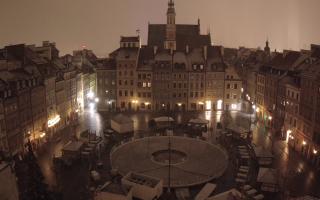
[167, 0, 176, 25]
[264, 37, 270, 55]
[165, 0, 176, 50]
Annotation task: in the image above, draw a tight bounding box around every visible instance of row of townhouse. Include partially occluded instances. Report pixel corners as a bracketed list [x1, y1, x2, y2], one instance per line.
[95, 37, 243, 112]
[241, 44, 320, 168]
[0, 41, 96, 156]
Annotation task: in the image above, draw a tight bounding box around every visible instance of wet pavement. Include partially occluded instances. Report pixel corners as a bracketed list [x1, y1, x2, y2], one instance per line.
[35, 109, 320, 199]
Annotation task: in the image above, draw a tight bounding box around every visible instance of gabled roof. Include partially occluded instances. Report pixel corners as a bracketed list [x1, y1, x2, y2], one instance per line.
[96, 58, 116, 70]
[267, 51, 301, 70]
[147, 24, 211, 51]
[120, 36, 139, 43]
[138, 46, 154, 65]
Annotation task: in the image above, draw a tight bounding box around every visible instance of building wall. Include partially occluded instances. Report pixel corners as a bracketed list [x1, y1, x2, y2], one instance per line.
[205, 71, 225, 111]
[117, 61, 137, 111]
[136, 71, 153, 111]
[30, 84, 47, 141]
[224, 66, 242, 111]
[0, 163, 19, 200]
[96, 69, 117, 111]
[0, 103, 8, 153]
[4, 97, 21, 154]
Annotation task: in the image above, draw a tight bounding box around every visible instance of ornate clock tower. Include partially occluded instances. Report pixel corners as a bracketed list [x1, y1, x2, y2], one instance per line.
[164, 0, 176, 51]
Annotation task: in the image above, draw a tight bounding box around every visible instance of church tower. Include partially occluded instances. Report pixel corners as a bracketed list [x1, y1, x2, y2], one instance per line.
[164, 0, 176, 51]
[264, 39, 270, 55]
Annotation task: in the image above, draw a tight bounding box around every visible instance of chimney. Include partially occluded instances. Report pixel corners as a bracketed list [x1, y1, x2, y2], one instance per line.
[186, 45, 189, 54]
[153, 46, 158, 55]
[203, 45, 207, 60]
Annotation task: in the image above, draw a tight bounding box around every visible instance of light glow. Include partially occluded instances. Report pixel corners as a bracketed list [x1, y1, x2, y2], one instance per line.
[177, 103, 182, 107]
[286, 130, 292, 143]
[40, 132, 46, 138]
[95, 97, 99, 103]
[302, 140, 307, 146]
[198, 101, 204, 105]
[48, 115, 61, 127]
[217, 100, 223, 110]
[206, 100, 212, 110]
[268, 116, 272, 120]
[87, 91, 94, 99]
[231, 104, 237, 110]
[313, 149, 318, 155]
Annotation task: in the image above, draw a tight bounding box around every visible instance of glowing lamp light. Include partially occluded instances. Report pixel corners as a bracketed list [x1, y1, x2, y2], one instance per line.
[198, 102, 204, 105]
[48, 115, 61, 127]
[252, 105, 256, 109]
[313, 149, 318, 155]
[286, 130, 292, 143]
[205, 100, 212, 110]
[217, 100, 223, 110]
[87, 91, 94, 99]
[268, 116, 272, 120]
[302, 140, 307, 146]
[145, 102, 150, 106]
[40, 132, 46, 138]
[162, 104, 165, 107]
[177, 103, 182, 107]
[95, 98, 99, 103]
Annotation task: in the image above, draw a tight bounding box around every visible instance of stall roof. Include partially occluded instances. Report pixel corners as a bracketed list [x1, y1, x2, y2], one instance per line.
[112, 114, 133, 124]
[254, 146, 274, 158]
[227, 124, 248, 134]
[257, 167, 278, 184]
[189, 118, 209, 124]
[153, 116, 174, 122]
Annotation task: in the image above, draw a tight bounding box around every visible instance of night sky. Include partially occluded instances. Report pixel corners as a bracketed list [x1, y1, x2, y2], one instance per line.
[1, 0, 320, 57]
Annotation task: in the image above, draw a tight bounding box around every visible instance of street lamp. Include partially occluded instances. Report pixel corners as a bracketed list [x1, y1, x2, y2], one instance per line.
[302, 140, 307, 146]
[87, 91, 94, 99]
[313, 149, 318, 155]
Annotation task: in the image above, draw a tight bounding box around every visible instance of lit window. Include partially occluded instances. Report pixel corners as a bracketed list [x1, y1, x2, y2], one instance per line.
[217, 100, 223, 110]
[231, 104, 237, 109]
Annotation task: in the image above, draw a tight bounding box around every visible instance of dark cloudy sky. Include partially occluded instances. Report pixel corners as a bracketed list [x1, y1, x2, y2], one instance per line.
[1, 0, 320, 57]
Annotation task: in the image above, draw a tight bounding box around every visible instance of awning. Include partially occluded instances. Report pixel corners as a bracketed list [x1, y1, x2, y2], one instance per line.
[257, 167, 278, 184]
[153, 116, 174, 122]
[189, 118, 209, 124]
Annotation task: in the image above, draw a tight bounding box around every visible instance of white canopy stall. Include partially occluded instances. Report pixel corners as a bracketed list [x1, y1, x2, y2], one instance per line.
[257, 167, 279, 192]
[254, 146, 274, 166]
[111, 114, 134, 134]
[153, 116, 174, 129]
[189, 118, 209, 125]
